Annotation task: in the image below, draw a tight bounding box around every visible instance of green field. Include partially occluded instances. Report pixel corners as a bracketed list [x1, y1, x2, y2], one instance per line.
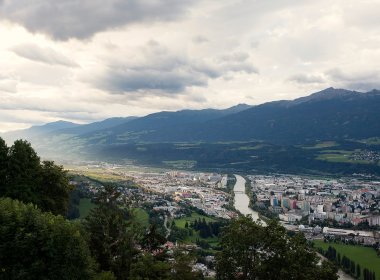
[174, 212, 219, 246]
[79, 198, 96, 219]
[357, 137, 380, 145]
[133, 208, 150, 227]
[231, 144, 267, 151]
[303, 141, 339, 149]
[175, 212, 216, 228]
[316, 150, 371, 164]
[314, 240, 380, 280]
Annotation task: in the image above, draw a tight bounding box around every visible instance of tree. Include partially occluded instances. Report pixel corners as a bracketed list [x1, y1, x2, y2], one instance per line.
[129, 253, 171, 280]
[0, 139, 71, 216]
[5, 140, 41, 203]
[216, 216, 338, 280]
[171, 250, 202, 280]
[350, 260, 355, 276]
[38, 160, 72, 215]
[0, 198, 95, 279]
[84, 185, 138, 279]
[0, 138, 8, 192]
[141, 223, 166, 252]
[216, 216, 265, 279]
[94, 271, 117, 280]
[356, 264, 361, 278]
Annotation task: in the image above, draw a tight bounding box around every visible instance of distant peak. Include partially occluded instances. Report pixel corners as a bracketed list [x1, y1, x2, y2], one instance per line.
[225, 103, 252, 113]
[39, 120, 79, 127]
[290, 87, 359, 106]
[314, 87, 354, 95]
[368, 89, 380, 94]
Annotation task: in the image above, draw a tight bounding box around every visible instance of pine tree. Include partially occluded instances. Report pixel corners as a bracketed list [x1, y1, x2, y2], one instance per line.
[84, 185, 138, 279]
[0, 138, 8, 192]
[350, 260, 355, 276]
[357, 264, 361, 278]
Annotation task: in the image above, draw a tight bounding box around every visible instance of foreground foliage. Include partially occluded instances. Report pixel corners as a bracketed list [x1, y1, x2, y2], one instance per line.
[0, 198, 95, 279]
[216, 216, 338, 280]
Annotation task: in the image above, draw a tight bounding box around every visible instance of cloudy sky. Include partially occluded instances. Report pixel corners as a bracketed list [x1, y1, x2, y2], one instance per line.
[0, 0, 380, 132]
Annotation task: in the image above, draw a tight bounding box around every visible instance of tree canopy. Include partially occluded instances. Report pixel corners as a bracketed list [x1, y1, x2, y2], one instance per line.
[0, 197, 95, 279]
[84, 185, 139, 279]
[216, 216, 338, 280]
[0, 138, 71, 216]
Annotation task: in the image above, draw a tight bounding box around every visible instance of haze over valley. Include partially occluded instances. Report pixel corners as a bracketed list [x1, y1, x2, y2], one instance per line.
[1, 1, 380, 279]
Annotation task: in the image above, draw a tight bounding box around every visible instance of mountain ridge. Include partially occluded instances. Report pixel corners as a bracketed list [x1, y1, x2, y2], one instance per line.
[2, 87, 380, 150]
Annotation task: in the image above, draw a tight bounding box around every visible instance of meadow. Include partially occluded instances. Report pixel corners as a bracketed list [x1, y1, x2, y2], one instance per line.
[314, 240, 380, 280]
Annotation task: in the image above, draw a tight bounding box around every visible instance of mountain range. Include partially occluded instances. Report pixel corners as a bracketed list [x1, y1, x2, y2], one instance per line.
[2, 88, 380, 175]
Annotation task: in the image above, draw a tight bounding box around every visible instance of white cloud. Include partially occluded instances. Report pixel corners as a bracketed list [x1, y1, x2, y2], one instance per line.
[0, 0, 380, 131]
[11, 43, 79, 67]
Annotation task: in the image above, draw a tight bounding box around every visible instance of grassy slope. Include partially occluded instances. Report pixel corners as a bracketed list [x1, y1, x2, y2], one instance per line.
[133, 208, 150, 227]
[78, 198, 96, 219]
[314, 240, 380, 280]
[174, 212, 218, 245]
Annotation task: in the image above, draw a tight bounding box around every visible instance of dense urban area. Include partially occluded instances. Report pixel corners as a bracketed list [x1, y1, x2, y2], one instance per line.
[67, 161, 380, 279]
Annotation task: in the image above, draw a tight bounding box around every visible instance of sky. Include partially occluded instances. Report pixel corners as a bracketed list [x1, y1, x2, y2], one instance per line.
[0, 0, 380, 132]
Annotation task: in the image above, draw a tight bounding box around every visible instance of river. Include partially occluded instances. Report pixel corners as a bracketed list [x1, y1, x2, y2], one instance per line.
[233, 174, 263, 224]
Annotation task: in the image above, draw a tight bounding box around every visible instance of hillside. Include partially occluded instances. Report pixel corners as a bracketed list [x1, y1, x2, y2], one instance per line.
[2, 88, 380, 175]
[61, 88, 380, 146]
[128, 88, 380, 145]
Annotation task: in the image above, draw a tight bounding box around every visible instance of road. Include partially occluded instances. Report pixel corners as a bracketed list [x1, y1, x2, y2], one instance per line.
[163, 215, 171, 238]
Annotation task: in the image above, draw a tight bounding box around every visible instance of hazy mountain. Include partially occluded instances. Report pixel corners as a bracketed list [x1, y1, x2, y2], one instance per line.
[53, 117, 137, 136]
[2, 120, 80, 143]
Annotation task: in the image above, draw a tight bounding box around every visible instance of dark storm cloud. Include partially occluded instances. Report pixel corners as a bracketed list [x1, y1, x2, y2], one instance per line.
[11, 44, 78, 67]
[0, 0, 197, 40]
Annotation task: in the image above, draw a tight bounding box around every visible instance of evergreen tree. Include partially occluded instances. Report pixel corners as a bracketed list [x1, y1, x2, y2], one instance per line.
[193, 220, 198, 230]
[350, 260, 355, 276]
[356, 264, 361, 278]
[142, 224, 166, 252]
[0, 138, 8, 192]
[84, 185, 138, 279]
[0, 138, 71, 215]
[6, 140, 41, 203]
[364, 268, 369, 280]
